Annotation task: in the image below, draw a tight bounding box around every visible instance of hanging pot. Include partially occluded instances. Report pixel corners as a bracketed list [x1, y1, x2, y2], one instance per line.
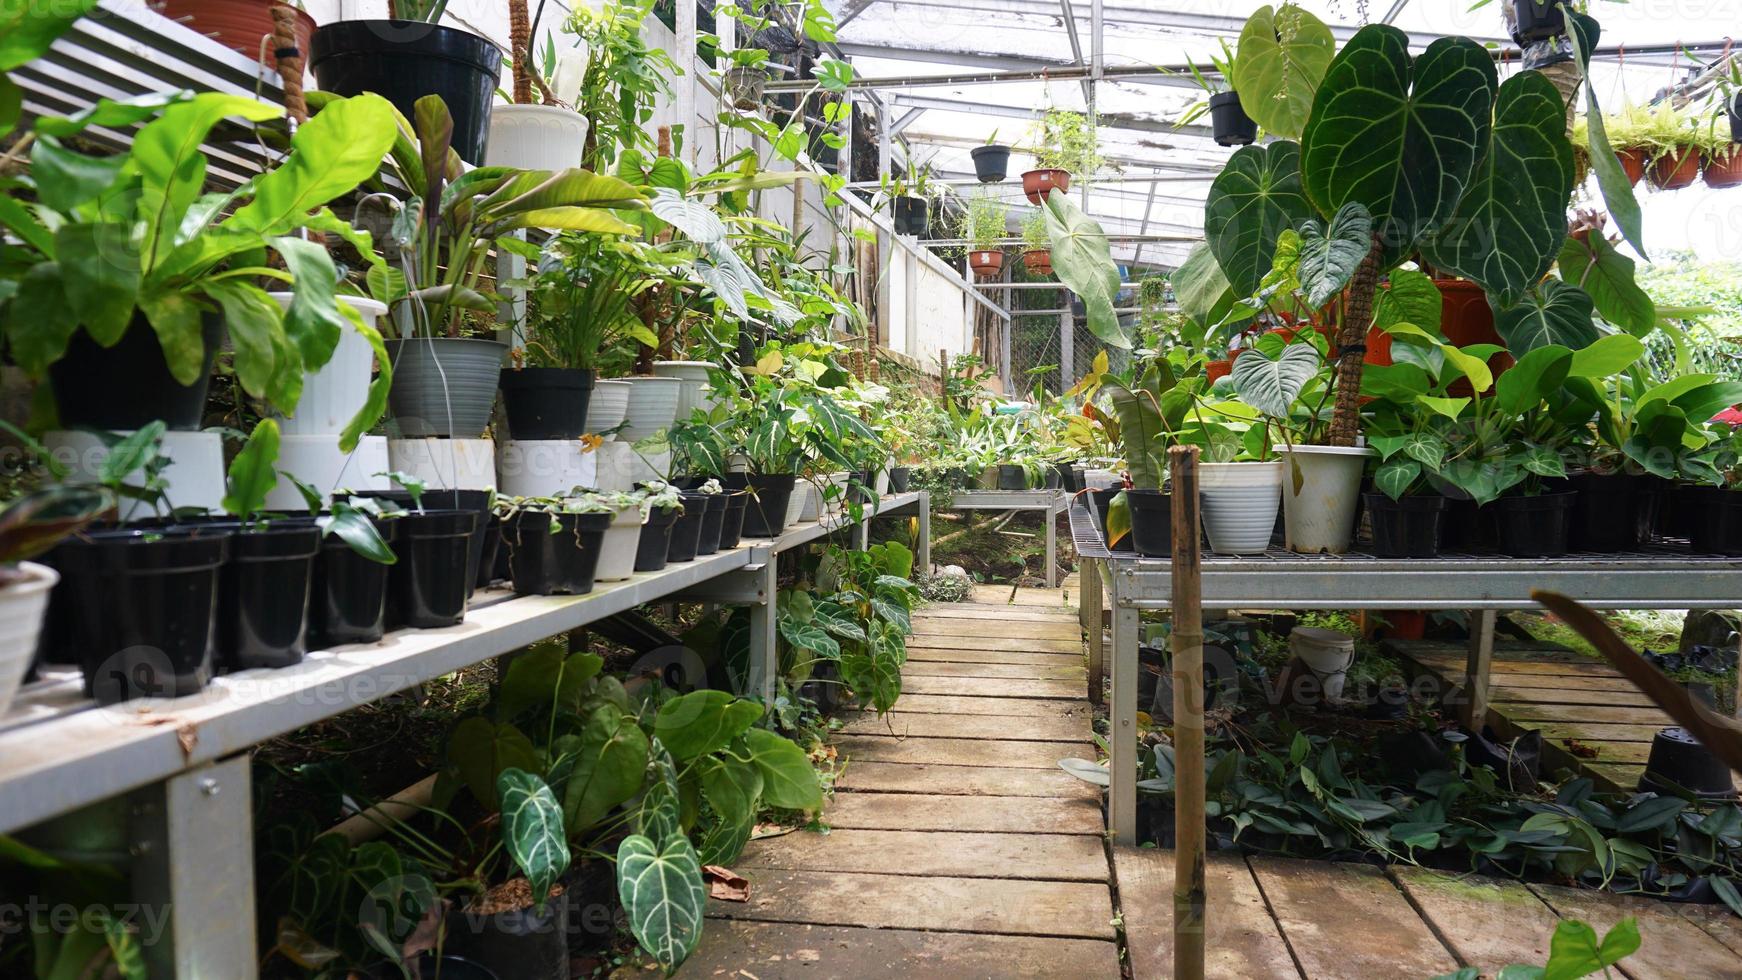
[968, 250, 1005, 279]
[486, 103, 590, 171]
[504, 510, 611, 596]
[1492, 491, 1575, 557]
[1198, 461, 1283, 555]
[1022, 249, 1054, 276]
[155, 0, 315, 68]
[1020, 168, 1070, 206]
[1509, 0, 1565, 44]
[1208, 91, 1257, 147]
[724, 65, 768, 110]
[499, 367, 595, 441]
[0, 562, 57, 717]
[1364, 493, 1446, 558]
[970, 143, 1011, 182]
[309, 517, 400, 648]
[1615, 146, 1648, 186]
[383, 337, 507, 438]
[1652, 146, 1701, 189]
[892, 195, 929, 236]
[309, 20, 502, 164]
[1705, 148, 1742, 189]
[1731, 92, 1742, 143]
[1277, 445, 1374, 555]
[49, 312, 224, 431]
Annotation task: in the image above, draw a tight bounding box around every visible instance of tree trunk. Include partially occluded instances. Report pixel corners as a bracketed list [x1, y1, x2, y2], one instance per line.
[1326, 235, 1384, 447]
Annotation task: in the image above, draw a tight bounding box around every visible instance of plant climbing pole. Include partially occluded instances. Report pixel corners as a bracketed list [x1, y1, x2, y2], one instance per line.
[1325, 235, 1383, 448]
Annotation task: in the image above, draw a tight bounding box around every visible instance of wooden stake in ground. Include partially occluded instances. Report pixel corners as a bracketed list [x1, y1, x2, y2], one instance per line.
[1168, 445, 1206, 980]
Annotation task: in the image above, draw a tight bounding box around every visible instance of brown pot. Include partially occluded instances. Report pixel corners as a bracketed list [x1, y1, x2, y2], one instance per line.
[1022, 249, 1053, 276]
[1706, 149, 1742, 188]
[1652, 146, 1701, 190]
[968, 250, 1004, 279]
[1021, 168, 1071, 206]
[154, 0, 315, 68]
[1616, 146, 1648, 186]
[1435, 277, 1514, 396]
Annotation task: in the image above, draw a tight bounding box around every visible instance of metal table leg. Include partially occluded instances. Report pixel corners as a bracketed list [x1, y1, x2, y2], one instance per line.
[1109, 597, 1140, 842]
[1084, 558, 1104, 705]
[134, 756, 257, 978]
[1462, 608, 1497, 731]
[745, 560, 780, 702]
[917, 492, 932, 575]
[1045, 501, 1059, 589]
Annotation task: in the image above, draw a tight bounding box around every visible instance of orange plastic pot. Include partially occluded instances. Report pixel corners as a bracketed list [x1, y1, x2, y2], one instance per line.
[1021, 169, 1071, 205]
[968, 250, 1004, 279]
[1022, 249, 1053, 276]
[1436, 278, 1513, 395]
[1616, 146, 1648, 186]
[155, 0, 315, 68]
[1705, 149, 1742, 188]
[1206, 358, 1233, 383]
[1653, 146, 1701, 189]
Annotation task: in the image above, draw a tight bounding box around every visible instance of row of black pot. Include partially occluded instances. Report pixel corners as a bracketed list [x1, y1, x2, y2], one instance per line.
[502, 488, 752, 597]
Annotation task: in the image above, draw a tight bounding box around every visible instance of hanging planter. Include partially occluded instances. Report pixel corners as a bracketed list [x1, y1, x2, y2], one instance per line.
[1615, 146, 1648, 186]
[1020, 168, 1070, 206]
[892, 195, 930, 235]
[724, 66, 768, 110]
[1509, 0, 1565, 44]
[970, 143, 1011, 182]
[1208, 91, 1257, 147]
[1652, 146, 1701, 189]
[1705, 147, 1742, 188]
[487, 104, 591, 172]
[1022, 249, 1054, 276]
[968, 249, 1005, 278]
[309, 20, 503, 164]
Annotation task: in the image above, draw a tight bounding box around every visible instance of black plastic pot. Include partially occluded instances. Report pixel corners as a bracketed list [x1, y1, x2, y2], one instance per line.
[389, 509, 477, 628]
[970, 143, 1011, 182]
[1088, 488, 1134, 554]
[892, 195, 928, 236]
[1125, 488, 1173, 558]
[374, 954, 499, 980]
[888, 466, 912, 493]
[499, 367, 594, 440]
[1492, 491, 1574, 557]
[504, 510, 611, 596]
[55, 528, 230, 703]
[1439, 496, 1498, 553]
[694, 493, 729, 556]
[634, 503, 679, 572]
[666, 494, 709, 563]
[48, 313, 224, 431]
[357, 489, 494, 599]
[1365, 493, 1446, 558]
[476, 516, 502, 590]
[447, 893, 567, 980]
[1639, 727, 1739, 800]
[717, 492, 750, 550]
[209, 521, 320, 671]
[1208, 91, 1257, 147]
[996, 464, 1029, 491]
[310, 517, 400, 648]
[1565, 472, 1645, 552]
[1511, 0, 1565, 44]
[1635, 474, 1672, 543]
[309, 20, 502, 164]
[1053, 462, 1083, 494]
[1689, 486, 1742, 556]
[724, 473, 797, 538]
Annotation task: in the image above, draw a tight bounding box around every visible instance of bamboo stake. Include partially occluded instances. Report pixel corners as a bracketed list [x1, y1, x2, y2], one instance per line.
[1168, 444, 1206, 980]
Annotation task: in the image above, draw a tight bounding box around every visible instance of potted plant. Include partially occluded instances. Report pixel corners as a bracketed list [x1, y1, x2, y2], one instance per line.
[0, 485, 109, 716]
[1180, 41, 1255, 147]
[632, 480, 684, 572]
[1689, 422, 1742, 554]
[1581, 103, 1698, 189]
[488, 17, 591, 172]
[0, 91, 398, 432]
[1020, 207, 1054, 276]
[367, 472, 478, 628]
[495, 493, 615, 595]
[1703, 70, 1742, 188]
[960, 192, 1007, 279]
[1023, 107, 1099, 204]
[1098, 360, 1197, 557]
[356, 95, 649, 439]
[880, 166, 935, 236]
[971, 130, 1010, 182]
[309, 0, 504, 164]
[155, 0, 316, 69]
[1509, 0, 1565, 44]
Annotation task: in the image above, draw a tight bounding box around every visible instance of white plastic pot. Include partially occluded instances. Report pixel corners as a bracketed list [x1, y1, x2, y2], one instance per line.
[650, 360, 717, 422]
[791, 481, 820, 525]
[1277, 444, 1376, 555]
[387, 437, 497, 492]
[486, 103, 590, 172]
[47, 429, 224, 520]
[588, 380, 631, 439]
[1198, 460, 1283, 554]
[266, 434, 391, 510]
[1083, 468, 1122, 491]
[1290, 626, 1356, 700]
[0, 561, 57, 718]
[269, 294, 390, 436]
[496, 439, 596, 498]
[592, 505, 645, 582]
[618, 376, 682, 444]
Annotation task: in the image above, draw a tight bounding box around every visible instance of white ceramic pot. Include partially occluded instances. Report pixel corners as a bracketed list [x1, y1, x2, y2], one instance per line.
[269, 294, 390, 436]
[266, 434, 391, 510]
[650, 360, 717, 422]
[588, 380, 631, 439]
[1277, 444, 1376, 555]
[0, 561, 57, 718]
[790, 480, 818, 525]
[1290, 626, 1356, 700]
[592, 505, 645, 582]
[1199, 460, 1283, 554]
[387, 437, 497, 492]
[618, 376, 682, 444]
[486, 103, 590, 172]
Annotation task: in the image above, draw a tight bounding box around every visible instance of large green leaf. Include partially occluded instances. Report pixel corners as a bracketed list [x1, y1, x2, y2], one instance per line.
[1174, 243, 1244, 334]
[270, 236, 346, 370]
[497, 644, 603, 720]
[31, 138, 124, 212]
[0, 0, 98, 70]
[130, 93, 282, 269]
[226, 93, 397, 235]
[1299, 25, 1496, 266]
[1567, 333, 1644, 379]
[1556, 233, 1654, 335]
[1041, 189, 1130, 348]
[1231, 342, 1320, 418]
[616, 834, 705, 975]
[1295, 201, 1372, 307]
[697, 756, 763, 865]
[1492, 279, 1597, 353]
[447, 717, 539, 811]
[741, 727, 821, 810]
[497, 768, 570, 913]
[5, 262, 74, 374]
[1565, 12, 1645, 259]
[221, 419, 279, 519]
[1373, 268, 1442, 335]
[54, 222, 139, 346]
[561, 703, 651, 832]
[204, 279, 299, 409]
[336, 300, 392, 453]
[1205, 141, 1313, 296]
[1233, 5, 1335, 139]
[652, 690, 762, 761]
[1494, 344, 1573, 416]
[1420, 70, 1574, 308]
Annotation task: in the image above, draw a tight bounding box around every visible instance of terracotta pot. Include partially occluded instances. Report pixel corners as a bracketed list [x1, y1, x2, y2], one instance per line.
[968, 249, 1004, 278]
[155, 0, 315, 68]
[1205, 358, 1233, 383]
[1653, 146, 1701, 189]
[1705, 149, 1742, 188]
[1616, 146, 1648, 186]
[1435, 278, 1513, 396]
[1022, 249, 1053, 276]
[1021, 168, 1071, 206]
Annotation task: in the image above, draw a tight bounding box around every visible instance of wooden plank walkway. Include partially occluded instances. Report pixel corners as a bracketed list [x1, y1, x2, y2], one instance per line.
[685, 584, 1123, 977]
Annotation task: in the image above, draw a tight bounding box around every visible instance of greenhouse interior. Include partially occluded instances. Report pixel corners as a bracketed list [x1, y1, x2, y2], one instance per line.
[3, 0, 1742, 977]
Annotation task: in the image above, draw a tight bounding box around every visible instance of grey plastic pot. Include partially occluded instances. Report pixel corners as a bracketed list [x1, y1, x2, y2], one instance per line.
[384, 337, 507, 438]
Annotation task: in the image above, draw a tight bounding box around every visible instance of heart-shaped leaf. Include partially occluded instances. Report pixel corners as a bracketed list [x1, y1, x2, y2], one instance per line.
[1374, 268, 1442, 335]
[653, 690, 762, 761]
[741, 727, 822, 810]
[497, 768, 570, 913]
[1296, 202, 1373, 307]
[616, 833, 705, 975]
[1042, 190, 1130, 348]
[1493, 279, 1597, 353]
[1233, 4, 1336, 139]
[1205, 141, 1314, 295]
[1556, 233, 1654, 335]
[561, 703, 650, 831]
[1231, 342, 1320, 418]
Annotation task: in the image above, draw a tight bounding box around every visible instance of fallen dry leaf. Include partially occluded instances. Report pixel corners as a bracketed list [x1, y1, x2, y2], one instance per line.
[703, 865, 749, 902]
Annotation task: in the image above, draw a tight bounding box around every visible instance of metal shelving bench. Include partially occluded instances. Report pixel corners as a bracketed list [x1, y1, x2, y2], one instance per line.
[1069, 503, 1742, 843]
[942, 489, 1068, 587]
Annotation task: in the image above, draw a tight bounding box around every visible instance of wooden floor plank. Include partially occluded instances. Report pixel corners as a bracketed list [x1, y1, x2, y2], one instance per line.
[906, 634, 1083, 654]
[833, 734, 1087, 770]
[1388, 866, 1563, 969]
[708, 869, 1116, 940]
[1675, 903, 1742, 957]
[837, 709, 1093, 742]
[1488, 704, 1671, 726]
[1491, 687, 1657, 708]
[904, 661, 1085, 681]
[970, 585, 1073, 607]
[901, 675, 1082, 698]
[907, 646, 1084, 665]
[1479, 674, 1645, 693]
[1526, 882, 1742, 979]
[1532, 722, 1671, 743]
[824, 791, 1104, 834]
[1410, 654, 1619, 676]
[915, 606, 1080, 622]
[909, 623, 1082, 642]
[836, 760, 1102, 799]
[1114, 848, 1301, 980]
[883, 693, 1087, 717]
[1248, 856, 1457, 979]
[674, 921, 1120, 979]
[738, 828, 1109, 881]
